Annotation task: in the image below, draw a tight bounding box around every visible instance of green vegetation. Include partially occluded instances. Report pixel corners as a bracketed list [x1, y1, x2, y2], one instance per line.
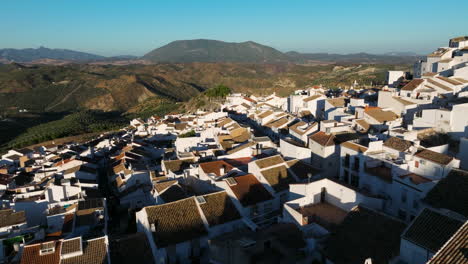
[4, 111, 127, 149]
[205, 84, 231, 98]
[179, 130, 196, 138]
[0, 62, 411, 151]
[125, 97, 180, 120]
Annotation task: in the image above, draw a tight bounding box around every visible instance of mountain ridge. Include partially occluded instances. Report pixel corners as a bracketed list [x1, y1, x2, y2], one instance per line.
[0, 40, 423, 64]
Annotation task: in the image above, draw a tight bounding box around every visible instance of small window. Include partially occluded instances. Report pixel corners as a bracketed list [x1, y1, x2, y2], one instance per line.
[40, 242, 55, 255]
[401, 190, 407, 203]
[398, 209, 407, 220]
[196, 196, 206, 204]
[226, 177, 237, 186]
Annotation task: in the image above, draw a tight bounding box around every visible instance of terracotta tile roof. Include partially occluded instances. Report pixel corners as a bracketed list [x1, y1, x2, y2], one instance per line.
[162, 159, 193, 173]
[427, 222, 468, 264]
[243, 96, 257, 103]
[226, 141, 256, 155]
[424, 169, 468, 217]
[303, 94, 322, 102]
[199, 191, 241, 226]
[401, 79, 424, 91]
[427, 79, 453, 91]
[264, 117, 289, 128]
[258, 110, 273, 119]
[217, 118, 234, 127]
[355, 119, 370, 131]
[154, 180, 177, 193]
[393, 96, 415, 106]
[398, 173, 431, 185]
[415, 149, 454, 165]
[174, 123, 188, 131]
[402, 208, 464, 253]
[110, 233, 155, 264]
[261, 165, 296, 192]
[227, 174, 273, 207]
[199, 160, 234, 177]
[299, 110, 312, 117]
[20, 241, 62, 264]
[224, 157, 252, 167]
[365, 165, 393, 183]
[436, 76, 462, 85]
[454, 78, 468, 83]
[0, 209, 26, 228]
[383, 137, 412, 152]
[326, 97, 346, 107]
[159, 184, 188, 203]
[255, 155, 285, 169]
[286, 159, 320, 180]
[341, 141, 368, 153]
[61, 237, 81, 256]
[298, 202, 348, 226]
[145, 197, 207, 247]
[230, 128, 251, 143]
[309, 131, 335, 147]
[365, 108, 398, 123]
[62, 237, 108, 264]
[289, 121, 317, 136]
[324, 206, 406, 264]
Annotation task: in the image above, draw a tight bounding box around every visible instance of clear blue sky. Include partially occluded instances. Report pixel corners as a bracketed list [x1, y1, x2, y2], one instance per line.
[1, 0, 467, 56]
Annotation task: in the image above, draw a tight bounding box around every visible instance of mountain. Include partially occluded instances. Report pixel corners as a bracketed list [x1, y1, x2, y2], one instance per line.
[0, 47, 106, 62]
[143, 39, 289, 63]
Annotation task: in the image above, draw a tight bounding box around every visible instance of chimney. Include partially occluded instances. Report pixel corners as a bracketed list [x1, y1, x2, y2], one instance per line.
[220, 165, 226, 176]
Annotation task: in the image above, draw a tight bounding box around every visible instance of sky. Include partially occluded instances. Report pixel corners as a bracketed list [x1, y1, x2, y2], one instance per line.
[1, 0, 468, 56]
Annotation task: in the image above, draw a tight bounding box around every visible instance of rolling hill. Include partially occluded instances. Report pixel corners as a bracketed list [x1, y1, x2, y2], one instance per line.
[143, 39, 290, 63]
[0, 47, 106, 62]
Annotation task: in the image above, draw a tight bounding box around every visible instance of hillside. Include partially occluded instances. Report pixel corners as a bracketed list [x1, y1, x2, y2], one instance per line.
[143, 39, 290, 63]
[0, 62, 409, 113]
[0, 62, 409, 151]
[0, 47, 106, 62]
[286, 51, 422, 64]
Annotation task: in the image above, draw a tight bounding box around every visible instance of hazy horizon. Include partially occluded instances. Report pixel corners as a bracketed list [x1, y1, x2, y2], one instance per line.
[2, 0, 468, 56]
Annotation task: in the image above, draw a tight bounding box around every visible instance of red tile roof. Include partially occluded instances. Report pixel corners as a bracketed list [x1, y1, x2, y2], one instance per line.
[227, 174, 273, 207]
[401, 79, 424, 91]
[310, 131, 335, 147]
[199, 160, 234, 177]
[20, 241, 62, 264]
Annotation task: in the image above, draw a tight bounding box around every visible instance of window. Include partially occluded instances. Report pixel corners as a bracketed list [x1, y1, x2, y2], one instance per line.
[401, 190, 407, 203]
[415, 161, 419, 168]
[353, 157, 360, 171]
[196, 196, 206, 204]
[40, 242, 55, 255]
[351, 174, 359, 187]
[344, 154, 350, 168]
[226, 177, 237, 186]
[420, 159, 426, 165]
[398, 209, 407, 221]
